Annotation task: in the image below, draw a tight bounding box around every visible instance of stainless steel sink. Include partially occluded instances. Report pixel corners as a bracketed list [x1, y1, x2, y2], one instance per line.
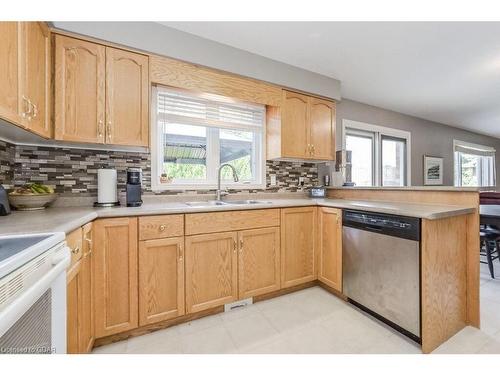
[224, 200, 272, 205]
[184, 200, 229, 207]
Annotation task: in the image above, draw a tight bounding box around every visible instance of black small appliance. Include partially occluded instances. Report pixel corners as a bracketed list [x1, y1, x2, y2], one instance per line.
[0, 185, 11, 216]
[126, 168, 143, 207]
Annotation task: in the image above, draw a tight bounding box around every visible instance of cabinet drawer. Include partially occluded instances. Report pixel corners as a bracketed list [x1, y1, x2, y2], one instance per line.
[185, 209, 280, 235]
[66, 227, 83, 267]
[139, 215, 184, 240]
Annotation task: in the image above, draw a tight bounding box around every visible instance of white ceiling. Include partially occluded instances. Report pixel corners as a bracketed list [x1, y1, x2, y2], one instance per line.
[160, 22, 500, 139]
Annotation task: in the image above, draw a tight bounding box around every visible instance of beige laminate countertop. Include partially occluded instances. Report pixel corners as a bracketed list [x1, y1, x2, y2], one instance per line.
[0, 198, 476, 237]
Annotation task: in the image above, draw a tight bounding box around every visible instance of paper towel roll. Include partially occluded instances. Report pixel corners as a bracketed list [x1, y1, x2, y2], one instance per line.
[97, 169, 117, 204]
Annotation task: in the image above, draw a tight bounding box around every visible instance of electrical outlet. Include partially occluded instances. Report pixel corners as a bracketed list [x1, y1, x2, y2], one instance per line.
[270, 174, 277, 186]
[299, 177, 305, 186]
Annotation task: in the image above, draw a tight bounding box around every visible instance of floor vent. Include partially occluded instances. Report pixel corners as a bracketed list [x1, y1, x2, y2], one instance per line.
[224, 298, 253, 312]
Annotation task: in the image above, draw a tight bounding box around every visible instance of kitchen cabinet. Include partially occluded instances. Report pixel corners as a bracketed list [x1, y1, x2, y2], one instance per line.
[54, 35, 149, 146]
[138, 237, 185, 325]
[317, 207, 342, 291]
[105, 47, 149, 147]
[0, 22, 51, 138]
[280, 207, 317, 288]
[80, 223, 94, 352]
[238, 227, 281, 299]
[267, 89, 335, 160]
[93, 217, 138, 338]
[185, 232, 238, 313]
[66, 223, 94, 354]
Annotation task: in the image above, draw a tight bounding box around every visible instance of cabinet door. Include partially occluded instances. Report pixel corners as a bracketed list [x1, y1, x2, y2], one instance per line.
[0, 22, 22, 125]
[281, 207, 317, 288]
[94, 218, 138, 338]
[238, 227, 280, 299]
[54, 35, 105, 143]
[281, 90, 310, 158]
[309, 97, 334, 160]
[185, 232, 238, 313]
[66, 262, 81, 354]
[79, 223, 94, 353]
[22, 22, 51, 138]
[138, 237, 185, 326]
[317, 207, 342, 291]
[105, 47, 149, 147]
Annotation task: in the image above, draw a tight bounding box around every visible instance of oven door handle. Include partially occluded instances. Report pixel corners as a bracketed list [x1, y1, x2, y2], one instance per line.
[0, 249, 70, 338]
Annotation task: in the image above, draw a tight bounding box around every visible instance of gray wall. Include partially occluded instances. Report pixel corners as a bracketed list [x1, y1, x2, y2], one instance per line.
[51, 22, 341, 100]
[336, 99, 500, 186]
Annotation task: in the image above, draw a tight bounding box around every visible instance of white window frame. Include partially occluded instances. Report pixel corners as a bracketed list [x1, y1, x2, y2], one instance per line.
[151, 86, 266, 191]
[453, 139, 496, 187]
[342, 119, 412, 186]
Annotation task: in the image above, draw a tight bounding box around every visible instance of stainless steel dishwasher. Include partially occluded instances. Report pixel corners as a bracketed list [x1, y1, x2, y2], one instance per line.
[342, 209, 421, 343]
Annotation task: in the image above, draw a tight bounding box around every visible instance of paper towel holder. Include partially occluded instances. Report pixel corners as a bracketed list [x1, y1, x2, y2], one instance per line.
[94, 167, 121, 208]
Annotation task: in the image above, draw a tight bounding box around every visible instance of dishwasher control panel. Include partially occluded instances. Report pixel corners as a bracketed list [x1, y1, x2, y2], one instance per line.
[343, 210, 421, 241]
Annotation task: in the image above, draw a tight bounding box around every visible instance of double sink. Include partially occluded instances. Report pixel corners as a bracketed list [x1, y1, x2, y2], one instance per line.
[184, 200, 272, 207]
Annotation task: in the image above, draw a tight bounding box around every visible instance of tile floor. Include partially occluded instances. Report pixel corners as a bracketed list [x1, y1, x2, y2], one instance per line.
[93, 265, 500, 354]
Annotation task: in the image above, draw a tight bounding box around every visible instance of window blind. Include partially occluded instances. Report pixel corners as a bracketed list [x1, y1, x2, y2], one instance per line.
[454, 140, 496, 157]
[157, 87, 265, 130]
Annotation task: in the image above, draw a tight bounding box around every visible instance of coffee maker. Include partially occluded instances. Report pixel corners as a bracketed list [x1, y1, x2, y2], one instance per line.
[126, 168, 143, 207]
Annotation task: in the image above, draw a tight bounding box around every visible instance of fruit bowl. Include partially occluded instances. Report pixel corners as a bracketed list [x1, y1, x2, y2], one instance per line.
[8, 193, 58, 211]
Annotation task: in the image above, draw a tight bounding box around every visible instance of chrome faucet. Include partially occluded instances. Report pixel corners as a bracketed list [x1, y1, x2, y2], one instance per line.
[216, 163, 239, 201]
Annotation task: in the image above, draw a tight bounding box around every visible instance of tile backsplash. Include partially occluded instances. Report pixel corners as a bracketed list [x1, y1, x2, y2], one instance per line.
[0, 141, 318, 197]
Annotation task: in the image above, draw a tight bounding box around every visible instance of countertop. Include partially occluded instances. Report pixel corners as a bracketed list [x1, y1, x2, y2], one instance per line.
[0, 198, 476, 236]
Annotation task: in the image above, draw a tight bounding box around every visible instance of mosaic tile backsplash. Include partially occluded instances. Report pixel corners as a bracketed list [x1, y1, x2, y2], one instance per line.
[0, 140, 318, 197]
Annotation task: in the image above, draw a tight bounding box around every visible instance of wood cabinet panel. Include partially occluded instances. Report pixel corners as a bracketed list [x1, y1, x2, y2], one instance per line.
[281, 207, 317, 288]
[139, 215, 184, 241]
[281, 90, 310, 158]
[66, 263, 81, 354]
[185, 209, 280, 235]
[309, 97, 334, 160]
[317, 207, 342, 291]
[66, 227, 83, 268]
[105, 47, 149, 147]
[185, 232, 238, 313]
[54, 35, 105, 143]
[0, 22, 22, 126]
[139, 238, 185, 325]
[22, 22, 51, 138]
[79, 222, 94, 352]
[94, 217, 138, 338]
[238, 227, 280, 299]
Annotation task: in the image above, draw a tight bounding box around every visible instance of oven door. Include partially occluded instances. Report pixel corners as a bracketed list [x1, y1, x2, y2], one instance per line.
[0, 249, 69, 354]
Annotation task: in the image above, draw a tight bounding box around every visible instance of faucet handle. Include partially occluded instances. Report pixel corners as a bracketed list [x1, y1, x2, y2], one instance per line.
[220, 189, 229, 197]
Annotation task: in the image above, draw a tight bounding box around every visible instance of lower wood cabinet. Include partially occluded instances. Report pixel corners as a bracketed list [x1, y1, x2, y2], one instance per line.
[185, 232, 238, 313]
[138, 237, 185, 325]
[66, 222, 94, 353]
[94, 217, 138, 338]
[317, 207, 343, 292]
[280, 207, 317, 288]
[238, 227, 281, 299]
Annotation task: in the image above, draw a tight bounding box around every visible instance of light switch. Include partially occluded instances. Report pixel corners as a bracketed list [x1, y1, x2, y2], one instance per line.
[270, 174, 277, 186]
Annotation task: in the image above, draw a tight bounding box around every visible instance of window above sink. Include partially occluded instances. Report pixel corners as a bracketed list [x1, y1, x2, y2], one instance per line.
[151, 86, 266, 191]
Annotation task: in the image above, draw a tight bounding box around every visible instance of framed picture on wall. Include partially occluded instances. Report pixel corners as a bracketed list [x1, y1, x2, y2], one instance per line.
[423, 155, 444, 185]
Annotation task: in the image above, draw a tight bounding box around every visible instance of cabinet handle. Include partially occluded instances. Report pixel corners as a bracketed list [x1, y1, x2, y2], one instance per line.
[21, 96, 32, 119]
[98, 119, 104, 138]
[178, 247, 183, 262]
[239, 238, 243, 253]
[31, 102, 38, 119]
[159, 224, 166, 231]
[71, 246, 80, 255]
[233, 240, 237, 253]
[107, 121, 112, 140]
[311, 144, 315, 155]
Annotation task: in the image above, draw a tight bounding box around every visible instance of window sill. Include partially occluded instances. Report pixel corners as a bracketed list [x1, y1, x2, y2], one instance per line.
[151, 182, 267, 192]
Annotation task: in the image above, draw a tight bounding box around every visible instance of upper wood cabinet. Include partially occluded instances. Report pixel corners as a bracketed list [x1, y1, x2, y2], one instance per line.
[238, 227, 281, 299]
[54, 35, 149, 146]
[185, 232, 238, 313]
[267, 90, 335, 161]
[280, 207, 317, 288]
[0, 22, 51, 138]
[105, 47, 149, 146]
[317, 207, 342, 292]
[93, 217, 138, 338]
[54, 36, 105, 143]
[138, 237, 185, 326]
